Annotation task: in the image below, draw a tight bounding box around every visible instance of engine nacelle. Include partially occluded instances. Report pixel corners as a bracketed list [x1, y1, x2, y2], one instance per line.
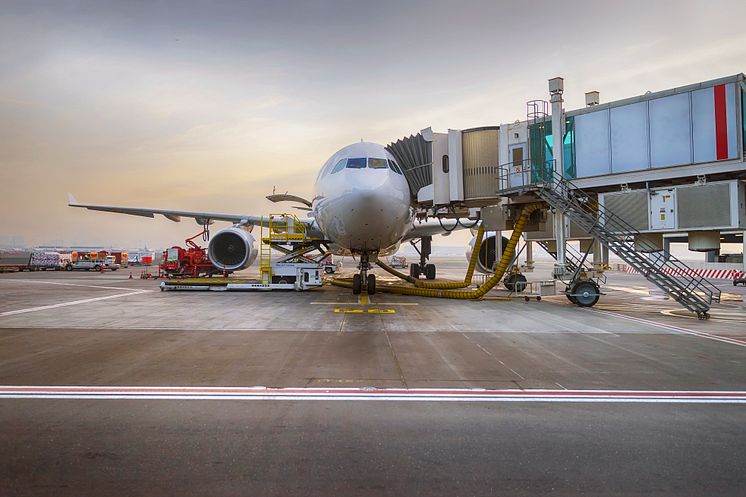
[466, 232, 509, 274]
[207, 227, 257, 272]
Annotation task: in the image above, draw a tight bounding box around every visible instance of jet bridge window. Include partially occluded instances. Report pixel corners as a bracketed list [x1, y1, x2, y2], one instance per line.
[346, 157, 367, 169]
[330, 159, 347, 174]
[368, 158, 388, 169]
[388, 159, 403, 175]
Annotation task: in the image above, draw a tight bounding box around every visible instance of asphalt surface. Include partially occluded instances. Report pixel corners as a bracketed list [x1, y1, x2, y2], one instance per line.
[1, 261, 745, 496]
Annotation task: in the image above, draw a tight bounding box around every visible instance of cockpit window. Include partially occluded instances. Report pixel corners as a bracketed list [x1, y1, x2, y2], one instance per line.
[368, 158, 388, 169]
[330, 159, 347, 174]
[388, 159, 403, 175]
[346, 157, 367, 169]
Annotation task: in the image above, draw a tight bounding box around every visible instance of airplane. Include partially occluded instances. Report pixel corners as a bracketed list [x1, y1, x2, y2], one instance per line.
[68, 141, 490, 295]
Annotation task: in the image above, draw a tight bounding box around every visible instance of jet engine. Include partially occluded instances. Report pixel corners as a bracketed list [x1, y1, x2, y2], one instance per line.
[207, 227, 257, 272]
[466, 232, 509, 274]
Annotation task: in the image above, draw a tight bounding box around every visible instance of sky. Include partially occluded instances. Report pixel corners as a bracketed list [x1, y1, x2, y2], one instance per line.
[1, 0, 745, 252]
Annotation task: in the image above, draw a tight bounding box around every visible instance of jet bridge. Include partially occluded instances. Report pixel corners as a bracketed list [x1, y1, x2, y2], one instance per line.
[392, 73, 746, 317]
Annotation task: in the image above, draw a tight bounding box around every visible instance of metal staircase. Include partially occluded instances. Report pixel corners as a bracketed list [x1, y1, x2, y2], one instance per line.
[533, 170, 721, 318]
[536, 240, 583, 274]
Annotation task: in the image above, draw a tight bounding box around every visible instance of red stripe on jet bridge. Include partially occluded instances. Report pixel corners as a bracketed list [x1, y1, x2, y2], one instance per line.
[714, 84, 728, 160]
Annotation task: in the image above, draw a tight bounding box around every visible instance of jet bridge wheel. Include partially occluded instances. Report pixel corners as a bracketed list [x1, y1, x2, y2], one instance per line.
[352, 274, 362, 295]
[504, 273, 527, 292]
[570, 280, 600, 307]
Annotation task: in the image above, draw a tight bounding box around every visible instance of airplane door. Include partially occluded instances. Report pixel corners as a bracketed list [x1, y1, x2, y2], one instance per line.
[509, 144, 527, 188]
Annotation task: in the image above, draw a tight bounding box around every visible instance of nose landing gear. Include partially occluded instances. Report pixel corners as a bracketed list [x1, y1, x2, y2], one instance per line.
[352, 254, 376, 295]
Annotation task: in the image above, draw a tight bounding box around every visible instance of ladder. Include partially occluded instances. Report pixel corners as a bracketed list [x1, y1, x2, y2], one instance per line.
[259, 214, 308, 284]
[531, 170, 720, 318]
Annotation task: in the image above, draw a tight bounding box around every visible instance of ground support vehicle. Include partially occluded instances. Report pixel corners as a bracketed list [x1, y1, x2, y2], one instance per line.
[320, 254, 340, 274]
[388, 255, 407, 269]
[0, 251, 32, 272]
[159, 230, 218, 279]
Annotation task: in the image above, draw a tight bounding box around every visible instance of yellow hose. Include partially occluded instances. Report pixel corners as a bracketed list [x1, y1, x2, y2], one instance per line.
[366, 203, 542, 299]
[375, 224, 485, 289]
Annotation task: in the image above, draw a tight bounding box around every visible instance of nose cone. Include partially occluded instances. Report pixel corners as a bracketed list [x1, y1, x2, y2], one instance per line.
[338, 180, 410, 252]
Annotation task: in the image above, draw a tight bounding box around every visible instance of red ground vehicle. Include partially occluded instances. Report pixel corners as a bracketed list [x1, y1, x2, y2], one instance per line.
[159, 230, 219, 278]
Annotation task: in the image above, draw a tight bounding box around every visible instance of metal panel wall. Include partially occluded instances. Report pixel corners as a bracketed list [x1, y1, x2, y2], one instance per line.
[610, 101, 650, 172]
[602, 191, 649, 231]
[677, 183, 732, 229]
[692, 87, 717, 162]
[649, 93, 692, 167]
[461, 128, 500, 200]
[575, 109, 611, 177]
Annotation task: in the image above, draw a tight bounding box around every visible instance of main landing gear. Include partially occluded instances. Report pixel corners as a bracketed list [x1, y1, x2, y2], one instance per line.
[409, 236, 437, 280]
[352, 253, 376, 295]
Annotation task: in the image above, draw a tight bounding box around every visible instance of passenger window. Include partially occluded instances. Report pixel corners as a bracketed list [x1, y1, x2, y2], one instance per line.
[330, 159, 347, 174]
[442, 155, 449, 173]
[368, 158, 388, 169]
[346, 157, 367, 169]
[388, 160, 403, 175]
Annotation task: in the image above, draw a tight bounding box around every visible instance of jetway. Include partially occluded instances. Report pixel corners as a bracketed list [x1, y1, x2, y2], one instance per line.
[389, 73, 746, 316]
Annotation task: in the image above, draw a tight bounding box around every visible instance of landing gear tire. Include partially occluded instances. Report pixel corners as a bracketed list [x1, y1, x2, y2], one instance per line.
[324, 267, 334, 274]
[571, 281, 600, 307]
[565, 292, 578, 304]
[352, 274, 362, 295]
[425, 264, 436, 280]
[367, 274, 376, 295]
[504, 273, 527, 292]
[410, 263, 420, 279]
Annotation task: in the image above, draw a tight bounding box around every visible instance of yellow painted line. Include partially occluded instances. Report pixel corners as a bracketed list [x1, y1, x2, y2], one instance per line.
[334, 308, 396, 314]
[311, 302, 418, 306]
[358, 294, 369, 304]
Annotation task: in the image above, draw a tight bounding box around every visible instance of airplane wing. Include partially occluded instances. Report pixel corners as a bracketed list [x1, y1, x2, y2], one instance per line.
[404, 218, 476, 239]
[67, 193, 305, 228]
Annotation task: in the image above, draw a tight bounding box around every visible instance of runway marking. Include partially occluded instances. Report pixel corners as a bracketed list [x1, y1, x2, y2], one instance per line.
[0, 386, 744, 403]
[311, 302, 418, 306]
[334, 309, 396, 314]
[590, 309, 746, 348]
[0, 279, 141, 291]
[0, 290, 151, 317]
[358, 294, 369, 304]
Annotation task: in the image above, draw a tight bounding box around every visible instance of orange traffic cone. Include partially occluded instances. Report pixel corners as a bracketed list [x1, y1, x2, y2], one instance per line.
[100, 264, 105, 274]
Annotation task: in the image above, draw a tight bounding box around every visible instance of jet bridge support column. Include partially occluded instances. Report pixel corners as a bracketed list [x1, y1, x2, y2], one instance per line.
[549, 77, 567, 278]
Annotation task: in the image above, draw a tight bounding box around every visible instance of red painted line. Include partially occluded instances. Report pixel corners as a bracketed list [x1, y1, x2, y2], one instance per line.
[714, 84, 728, 160]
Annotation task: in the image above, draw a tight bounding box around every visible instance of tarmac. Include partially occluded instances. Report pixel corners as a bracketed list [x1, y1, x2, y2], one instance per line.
[1, 258, 745, 496]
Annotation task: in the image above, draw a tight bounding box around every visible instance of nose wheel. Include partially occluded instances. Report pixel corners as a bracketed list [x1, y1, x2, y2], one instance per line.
[352, 254, 376, 295]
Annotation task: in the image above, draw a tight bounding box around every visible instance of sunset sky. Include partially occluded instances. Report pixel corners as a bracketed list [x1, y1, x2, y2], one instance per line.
[1, 0, 745, 251]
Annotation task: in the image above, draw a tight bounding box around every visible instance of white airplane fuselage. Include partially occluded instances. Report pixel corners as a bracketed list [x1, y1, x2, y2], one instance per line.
[312, 142, 413, 257]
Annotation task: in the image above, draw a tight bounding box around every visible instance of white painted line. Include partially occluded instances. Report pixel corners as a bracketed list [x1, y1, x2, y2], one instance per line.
[1, 279, 144, 291]
[0, 290, 150, 317]
[0, 386, 744, 404]
[590, 309, 746, 348]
